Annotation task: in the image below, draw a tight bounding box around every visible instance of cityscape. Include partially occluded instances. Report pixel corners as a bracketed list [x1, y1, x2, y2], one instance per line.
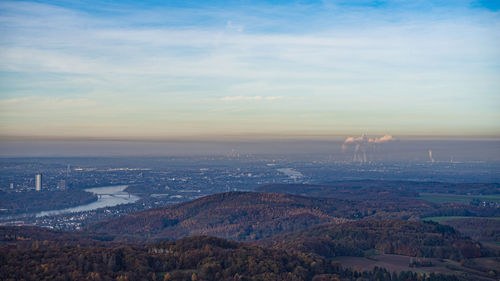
[1, 149, 499, 231]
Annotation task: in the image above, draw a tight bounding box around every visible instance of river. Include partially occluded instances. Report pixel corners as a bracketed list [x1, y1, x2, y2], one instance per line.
[34, 185, 140, 217]
[277, 168, 304, 179]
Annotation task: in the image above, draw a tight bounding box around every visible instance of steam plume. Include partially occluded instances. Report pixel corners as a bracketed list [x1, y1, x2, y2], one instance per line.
[368, 135, 394, 144]
[342, 134, 394, 163]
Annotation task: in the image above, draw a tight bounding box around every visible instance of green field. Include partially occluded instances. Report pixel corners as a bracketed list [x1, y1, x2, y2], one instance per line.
[419, 193, 500, 204]
[422, 216, 500, 222]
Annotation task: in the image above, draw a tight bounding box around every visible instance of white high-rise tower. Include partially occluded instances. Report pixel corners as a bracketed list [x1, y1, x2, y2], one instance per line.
[35, 174, 42, 191]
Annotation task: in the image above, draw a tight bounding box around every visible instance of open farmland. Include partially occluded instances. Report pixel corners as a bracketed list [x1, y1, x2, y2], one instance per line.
[334, 254, 500, 280]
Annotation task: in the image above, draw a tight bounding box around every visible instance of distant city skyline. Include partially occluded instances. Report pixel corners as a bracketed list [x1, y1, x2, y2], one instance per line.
[1, 0, 499, 140]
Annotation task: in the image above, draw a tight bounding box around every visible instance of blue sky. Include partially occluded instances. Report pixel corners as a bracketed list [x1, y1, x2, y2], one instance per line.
[0, 0, 499, 139]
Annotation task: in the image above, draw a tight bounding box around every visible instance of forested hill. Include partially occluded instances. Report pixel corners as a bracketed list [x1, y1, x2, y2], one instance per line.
[257, 220, 492, 261]
[86, 188, 496, 242]
[87, 192, 352, 241]
[256, 181, 418, 200]
[0, 233, 462, 281]
[256, 181, 500, 198]
[255, 182, 500, 219]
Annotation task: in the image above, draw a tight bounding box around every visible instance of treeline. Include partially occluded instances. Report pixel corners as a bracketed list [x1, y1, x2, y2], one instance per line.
[439, 218, 500, 244]
[0, 190, 97, 215]
[0, 235, 460, 281]
[256, 182, 419, 200]
[257, 181, 500, 196]
[0, 226, 115, 248]
[258, 220, 490, 261]
[425, 204, 500, 218]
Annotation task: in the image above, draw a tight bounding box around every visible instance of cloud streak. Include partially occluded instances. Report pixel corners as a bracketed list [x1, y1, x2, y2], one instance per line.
[0, 1, 499, 138]
[220, 96, 283, 102]
[343, 134, 395, 145]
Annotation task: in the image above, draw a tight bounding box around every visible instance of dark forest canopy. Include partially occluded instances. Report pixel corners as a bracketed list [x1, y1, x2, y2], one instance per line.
[257, 220, 492, 260]
[1, 231, 464, 281]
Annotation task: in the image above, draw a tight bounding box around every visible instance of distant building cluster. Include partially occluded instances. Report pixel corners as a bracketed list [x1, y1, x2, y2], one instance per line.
[470, 199, 500, 208]
[58, 179, 66, 190]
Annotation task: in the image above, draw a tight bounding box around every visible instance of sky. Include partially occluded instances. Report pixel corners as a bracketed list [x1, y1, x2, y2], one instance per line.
[0, 0, 499, 140]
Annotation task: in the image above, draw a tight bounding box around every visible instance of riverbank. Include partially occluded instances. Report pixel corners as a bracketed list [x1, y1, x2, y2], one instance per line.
[0, 190, 97, 218]
[0, 185, 140, 221]
[36, 185, 139, 217]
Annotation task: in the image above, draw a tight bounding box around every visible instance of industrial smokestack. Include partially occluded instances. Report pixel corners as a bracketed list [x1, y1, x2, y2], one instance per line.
[342, 134, 395, 163]
[428, 150, 435, 163]
[354, 144, 360, 162]
[362, 146, 367, 163]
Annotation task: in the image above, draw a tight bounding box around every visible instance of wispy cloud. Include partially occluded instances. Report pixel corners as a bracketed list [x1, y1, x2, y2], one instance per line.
[0, 97, 96, 107]
[220, 96, 283, 102]
[0, 0, 499, 138]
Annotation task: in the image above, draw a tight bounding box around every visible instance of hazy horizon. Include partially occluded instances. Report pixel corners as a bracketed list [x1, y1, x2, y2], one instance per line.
[1, 138, 499, 161]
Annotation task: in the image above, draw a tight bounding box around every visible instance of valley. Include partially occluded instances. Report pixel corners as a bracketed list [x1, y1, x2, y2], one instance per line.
[1, 158, 499, 280]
